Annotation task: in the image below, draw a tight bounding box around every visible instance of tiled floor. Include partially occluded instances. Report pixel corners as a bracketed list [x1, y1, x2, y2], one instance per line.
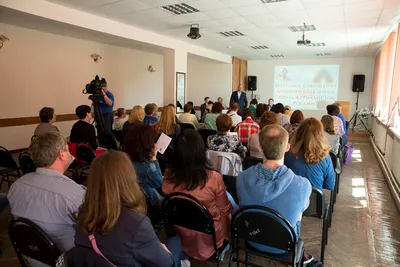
[0, 140, 399, 267]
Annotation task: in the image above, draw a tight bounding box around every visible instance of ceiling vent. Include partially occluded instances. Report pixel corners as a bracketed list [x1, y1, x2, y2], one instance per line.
[307, 43, 326, 47]
[218, 31, 244, 37]
[251, 45, 269, 50]
[261, 0, 289, 3]
[317, 53, 331, 56]
[160, 3, 199, 15]
[270, 54, 284, 58]
[288, 24, 316, 32]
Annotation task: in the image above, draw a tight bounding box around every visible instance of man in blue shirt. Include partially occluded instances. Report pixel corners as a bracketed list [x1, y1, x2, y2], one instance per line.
[98, 79, 114, 134]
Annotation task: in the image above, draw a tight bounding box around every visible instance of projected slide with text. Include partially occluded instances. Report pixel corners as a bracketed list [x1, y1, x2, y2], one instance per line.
[274, 65, 340, 110]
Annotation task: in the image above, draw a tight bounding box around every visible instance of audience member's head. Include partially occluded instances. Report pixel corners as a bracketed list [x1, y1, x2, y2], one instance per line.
[256, 103, 268, 118]
[259, 125, 289, 161]
[211, 102, 224, 114]
[204, 97, 210, 103]
[290, 110, 305, 124]
[116, 108, 126, 118]
[259, 111, 278, 129]
[216, 114, 233, 133]
[144, 103, 158, 116]
[268, 98, 274, 106]
[290, 118, 330, 164]
[333, 102, 342, 113]
[76, 105, 92, 120]
[169, 129, 211, 190]
[242, 108, 254, 120]
[326, 104, 340, 116]
[29, 132, 72, 173]
[250, 99, 258, 106]
[184, 103, 193, 113]
[230, 102, 239, 112]
[123, 124, 157, 162]
[285, 105, 291, 116]
[128, 105, 145, 123]
[39, 107, 56, 123]
[321, 115, 336, 135]
[168, 103, 176, 108]
[274, 103, 285, 114]
[154, 105, 177, 135]
[77, 150, 146, 235]
[217, 97, 223, 103]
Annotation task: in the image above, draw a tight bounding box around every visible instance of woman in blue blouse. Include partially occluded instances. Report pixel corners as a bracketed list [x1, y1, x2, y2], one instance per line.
[284, 117, 335, 190]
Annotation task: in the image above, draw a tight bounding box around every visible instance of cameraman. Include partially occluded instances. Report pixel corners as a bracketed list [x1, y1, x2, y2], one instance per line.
[98, 79, 114, 134]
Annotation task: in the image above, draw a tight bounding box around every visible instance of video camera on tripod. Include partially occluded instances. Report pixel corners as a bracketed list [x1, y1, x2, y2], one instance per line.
[83, 75, 106, 131]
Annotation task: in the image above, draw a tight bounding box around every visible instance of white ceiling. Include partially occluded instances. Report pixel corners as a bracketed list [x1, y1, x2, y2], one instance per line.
[45, 0, 400, 59]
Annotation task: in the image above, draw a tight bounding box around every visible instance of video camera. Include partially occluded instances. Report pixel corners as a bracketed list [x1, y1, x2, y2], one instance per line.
[83, 75, 106, 95]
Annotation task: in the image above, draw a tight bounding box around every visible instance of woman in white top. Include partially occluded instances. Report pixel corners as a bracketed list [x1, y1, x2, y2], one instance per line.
[321, 115, 340, 155]
[327, 104, 345, 136]
[248, 111, 278, 158]
[274, 103, 290, 126]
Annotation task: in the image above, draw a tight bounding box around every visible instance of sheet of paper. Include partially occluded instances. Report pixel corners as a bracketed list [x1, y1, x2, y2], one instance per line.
[155, 133, 172, 155]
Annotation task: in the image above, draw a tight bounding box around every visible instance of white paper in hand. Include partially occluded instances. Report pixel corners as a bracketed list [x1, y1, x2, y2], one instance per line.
[155, 133, 172, 155]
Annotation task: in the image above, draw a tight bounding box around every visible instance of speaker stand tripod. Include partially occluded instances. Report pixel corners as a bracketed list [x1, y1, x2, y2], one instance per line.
[348, 91, 369, 133]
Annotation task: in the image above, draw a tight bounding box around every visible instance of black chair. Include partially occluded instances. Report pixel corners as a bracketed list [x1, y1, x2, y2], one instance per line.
[303, 187, 329, 263]
[230, 127, 236, 132]
[0, 146, 21, 189]
[198, 129, 217, 145]
[178, 123, 195, 130]
[222, 174, 238, 204]
[229, 206, 304, 267]
[58, 246, 114, 267]
[243, 156, 263, 170]
[112, 130, 123, 143]
[142, 187, 164, 234]
[75, 143, 96, 180]
[9, 218, 61, 267]
[328, 152, 340, 227]
[98, 130, 118, 150]
[18, 152, 36, 175]
[162, 192, 229, 266]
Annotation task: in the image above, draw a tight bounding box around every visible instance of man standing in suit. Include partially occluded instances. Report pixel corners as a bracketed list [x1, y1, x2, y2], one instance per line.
[230, 85, 248, 111]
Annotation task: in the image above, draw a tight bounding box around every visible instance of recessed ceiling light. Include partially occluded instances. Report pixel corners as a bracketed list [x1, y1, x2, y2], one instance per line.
[218, 31, 244, 37]
[307, 43, 326, 47]
[251, 45, 269, 50]
[160, 3, 199, 15]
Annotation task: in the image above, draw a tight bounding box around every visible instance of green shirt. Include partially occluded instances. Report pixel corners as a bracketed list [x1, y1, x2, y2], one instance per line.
[249, 105, 257, 118]
[204, 113, 220, 130]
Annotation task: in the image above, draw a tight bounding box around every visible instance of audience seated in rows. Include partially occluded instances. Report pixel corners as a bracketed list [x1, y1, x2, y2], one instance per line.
[70, 105, 98, 150]
[255, 103, 268, 122]
[122, 105, 145, 139]
[207, 114, 246, 158]
[326, 104, 345, 136]
[226, 103, 242, 127]
[179, 103, 200, 129]
[123, 124, 164, 209]
[248, 111, 278, 158]
[8, 132, 85, 267]
[275, 103, 290, 126]
[285, 105, 291, 116]
[283, 110, 305, 136]
[143, 103, 158, 126]
[187, 101, 201, 121]
[162, 130, 232, 261]
[112, 108, 126, 131]
[249, 99, 258, 118]
[204, 102, 223, 130]
[73, 151, 182, 267]
[333, 102, 348, 145]
[236, 125, 313, 263]
[236, 108, 260, 144]
[321, 115, 340, 155]
[285, 118, 335, 190]
[200, 97, 210, 121]
[34, 107, 59, 136]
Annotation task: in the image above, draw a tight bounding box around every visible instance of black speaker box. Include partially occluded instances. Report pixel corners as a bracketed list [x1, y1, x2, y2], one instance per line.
[248, 76, 257, 91]
[352, 74, 365, 92]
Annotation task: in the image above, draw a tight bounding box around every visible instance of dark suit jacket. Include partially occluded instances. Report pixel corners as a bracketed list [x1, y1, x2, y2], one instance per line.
[230, 91, 248, 111]
[268, 104, 276, 113]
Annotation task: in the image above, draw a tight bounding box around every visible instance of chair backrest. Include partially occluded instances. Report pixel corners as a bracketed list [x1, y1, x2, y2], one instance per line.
[18, 152, 36, 174]
[222, 175, 238, 204]
[98, 131, 118, 150]
[162, 192, 218, 250]
[111, 130, 123, 142]
[58, 246, 114, 267]
[243, 156, 263, 170]
[76, 142, 96, 165]
[230, 127, 236, 132]
[197, 129, 217, 145]
[0, 146, 18, 170]
[303, 187, 326, 219]
[329, 151, 340, 174]
[231, 206, 297, 252]
[9, 218, 61, 267]
[206, 150, 242, 176]
[178, 123, 195, 130]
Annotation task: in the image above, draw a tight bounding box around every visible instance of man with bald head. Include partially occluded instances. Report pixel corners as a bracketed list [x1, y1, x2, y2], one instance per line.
[236, 125, 313, 262]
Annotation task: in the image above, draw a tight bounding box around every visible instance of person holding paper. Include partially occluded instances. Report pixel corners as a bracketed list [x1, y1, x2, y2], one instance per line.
[122, 124, 163, 213]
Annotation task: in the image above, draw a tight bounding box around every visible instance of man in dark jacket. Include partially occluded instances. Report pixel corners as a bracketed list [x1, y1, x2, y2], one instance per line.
[230, 85, 248, 111]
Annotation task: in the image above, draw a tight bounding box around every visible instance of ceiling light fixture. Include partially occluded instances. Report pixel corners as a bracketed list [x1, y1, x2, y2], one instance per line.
[161, 3, 199, 15]
[218, 31, 244, 37]
[250, 45, 269, 50]
[261, 0, 289, 3]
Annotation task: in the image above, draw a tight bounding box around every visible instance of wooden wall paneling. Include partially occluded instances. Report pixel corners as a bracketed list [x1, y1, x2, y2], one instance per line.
[240, 60, 248, 90]
[336, 101, 350, 120]
[232, 57, 241, 92]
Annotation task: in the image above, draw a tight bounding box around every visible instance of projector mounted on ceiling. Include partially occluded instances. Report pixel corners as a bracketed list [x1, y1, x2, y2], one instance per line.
[297, 23, 311, 45]
[187, 24, 201, 40]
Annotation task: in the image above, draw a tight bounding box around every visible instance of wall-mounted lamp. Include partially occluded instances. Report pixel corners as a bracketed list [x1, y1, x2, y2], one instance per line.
[90, 53, 102, 62]
[0, 35, 9, 49]
[147, 65, 155, 72]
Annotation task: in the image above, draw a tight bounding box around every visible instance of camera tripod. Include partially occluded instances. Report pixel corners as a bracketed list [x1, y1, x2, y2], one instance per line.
[348, 91, 369, 133]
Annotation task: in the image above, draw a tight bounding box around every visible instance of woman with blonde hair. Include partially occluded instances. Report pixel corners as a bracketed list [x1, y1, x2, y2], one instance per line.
[284, 118, 335, 190]
[321, 115, 340, 155]
[73, 150, 184, 266]
[122, 105, 145, 141]
[154, 105, 181, 136]
[284, 105, 291, 116]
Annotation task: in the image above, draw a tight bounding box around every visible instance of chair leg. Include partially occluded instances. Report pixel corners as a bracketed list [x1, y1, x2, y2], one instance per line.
[321, 218, 328, 263]
[228, 252, 234, 267]
[6, 175, 11, 189]
[245, 251, 249, 267]
[336, 174, 341, 194]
